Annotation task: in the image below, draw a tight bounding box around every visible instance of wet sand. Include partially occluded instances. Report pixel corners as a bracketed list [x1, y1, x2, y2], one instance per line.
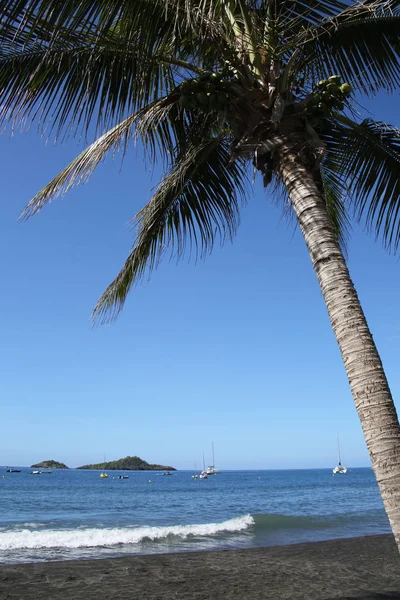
[1, 535, 400, 600]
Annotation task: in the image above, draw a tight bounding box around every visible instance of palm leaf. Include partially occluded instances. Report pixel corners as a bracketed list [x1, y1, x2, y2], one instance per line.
[293, 1, 400, 94]
[92, 138, 249, 323]
[322, 116, 400, 251]
[18, 92, 209, 219]
[0, 22, 181, 137]
[19, 111, 144, 220]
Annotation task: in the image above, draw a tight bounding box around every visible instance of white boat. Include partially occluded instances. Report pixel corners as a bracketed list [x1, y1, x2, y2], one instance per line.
[205, 442, 220, 475]
[30, 470, 42, 475]
[333, 434, 347, 474]
[199, 453, 208, 479]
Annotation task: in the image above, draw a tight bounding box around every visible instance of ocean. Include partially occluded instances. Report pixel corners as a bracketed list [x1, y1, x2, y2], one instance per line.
[0, 468, 390, 564]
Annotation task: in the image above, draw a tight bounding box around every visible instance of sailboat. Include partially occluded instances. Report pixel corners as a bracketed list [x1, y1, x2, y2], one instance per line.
[333, 434, 347, 474]
[205, 442, 220, 475]
[199, 454, 208, 479]
[100, 454, 109, 479]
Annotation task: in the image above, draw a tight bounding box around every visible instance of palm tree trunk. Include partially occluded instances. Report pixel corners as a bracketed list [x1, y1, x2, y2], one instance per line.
[278, 150, 400, 550]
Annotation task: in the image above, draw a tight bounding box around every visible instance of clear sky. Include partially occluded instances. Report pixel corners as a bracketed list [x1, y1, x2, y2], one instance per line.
[0, 92, 398, 471]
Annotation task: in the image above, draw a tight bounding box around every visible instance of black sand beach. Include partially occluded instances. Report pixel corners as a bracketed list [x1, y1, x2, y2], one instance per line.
[1, 535, 399, 600]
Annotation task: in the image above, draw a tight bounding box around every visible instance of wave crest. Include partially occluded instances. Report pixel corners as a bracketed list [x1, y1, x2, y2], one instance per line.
[0, 515, 254, 550]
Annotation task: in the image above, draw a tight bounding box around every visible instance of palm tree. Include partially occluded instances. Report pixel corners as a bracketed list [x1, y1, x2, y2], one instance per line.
[1, 0, 400, 546]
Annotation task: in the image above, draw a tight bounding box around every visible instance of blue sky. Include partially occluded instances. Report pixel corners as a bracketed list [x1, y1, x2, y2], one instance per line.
[0, 93, 399, 471]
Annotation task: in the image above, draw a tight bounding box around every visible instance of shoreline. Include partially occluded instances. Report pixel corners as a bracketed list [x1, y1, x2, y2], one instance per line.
[1, 534, 400, 599]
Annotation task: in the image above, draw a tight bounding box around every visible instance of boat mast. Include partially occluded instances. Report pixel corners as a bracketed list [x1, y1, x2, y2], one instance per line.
[337, 433, 341, 465]
[212, 442, 215, 468]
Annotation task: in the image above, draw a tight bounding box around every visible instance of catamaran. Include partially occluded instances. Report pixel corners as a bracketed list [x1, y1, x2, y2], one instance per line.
[333, 434, 347, 474]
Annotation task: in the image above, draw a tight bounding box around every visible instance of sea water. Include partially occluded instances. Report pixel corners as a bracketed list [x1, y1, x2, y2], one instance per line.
[0, 468, 389, 564]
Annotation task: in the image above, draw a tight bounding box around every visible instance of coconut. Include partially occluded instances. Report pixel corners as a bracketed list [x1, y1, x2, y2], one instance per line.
[317, 102, 329, 116]
[208, 93, 218, 110]
[180, 81, 190, 92]
[179, 95, 192, 109]
[328, 75, 341, 85]
[326, 83, 339, 94]
[196, 92, 209, 106]
[340, 83, 352, 96]
[318, 79, 327, 89]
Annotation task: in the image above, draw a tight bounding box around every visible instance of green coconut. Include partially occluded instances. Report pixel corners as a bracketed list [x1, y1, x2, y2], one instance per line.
[326, 82, 339, 94]
[340, 83, 352, 96]
[318, 79, 327, 89]
[208, 93, 218, 110]
[210, 72, 222, 82]
[179, 94, 193, 109]
[180, 81, 190, 92]
[328, 75, 341, 85]
[310, 93, 321, 106]
[196, 92, 209, 106]
[317, 102, 329, 116]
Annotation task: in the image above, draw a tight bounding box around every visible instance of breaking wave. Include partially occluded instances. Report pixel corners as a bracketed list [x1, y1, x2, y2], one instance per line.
[0, 514, 254, 550]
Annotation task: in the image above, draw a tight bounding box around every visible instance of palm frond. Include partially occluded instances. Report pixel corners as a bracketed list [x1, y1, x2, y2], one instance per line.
[270, 0, 348, 27]
[322, 116, 400, 251]
[293, 1, 400, 94]
[0, 25, 181, 137]
[92, 138, 249, 323]
[19, 111, 143, 220]
[19, 91, 211, 218]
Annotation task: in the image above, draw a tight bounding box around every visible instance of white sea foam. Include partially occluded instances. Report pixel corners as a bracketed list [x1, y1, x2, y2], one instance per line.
[0, 515, 254, 550]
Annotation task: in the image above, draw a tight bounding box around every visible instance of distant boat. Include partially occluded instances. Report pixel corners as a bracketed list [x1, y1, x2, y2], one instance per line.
[162, 472, 173, 476]
[30, 470, 42, 475]
[333, 434, 347, 474]
[192, 463, 199, 479]
[41, 470, 52, 474]
[6, 469, 21, 473]
[100, 454, 109, 479]
[205, 442, 220, 475]
[118, 475, 129, 479]
[200, 453, 208, 479]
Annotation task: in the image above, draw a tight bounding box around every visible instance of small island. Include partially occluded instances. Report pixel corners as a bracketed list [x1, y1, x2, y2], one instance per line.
[77, 455, 176, 471]
[31, 460, 69, 469]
